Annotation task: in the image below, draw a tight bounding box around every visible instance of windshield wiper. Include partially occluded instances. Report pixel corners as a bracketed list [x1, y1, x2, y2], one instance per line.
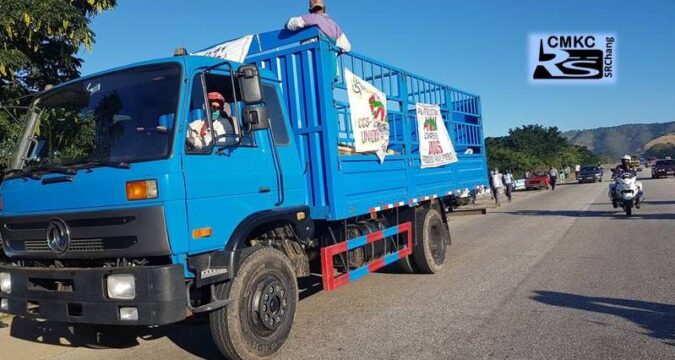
[2, 166, 77, 181]
[35, 166, 78, 176]
[2, 169, 43, 180]
[75, 160, 131, 170]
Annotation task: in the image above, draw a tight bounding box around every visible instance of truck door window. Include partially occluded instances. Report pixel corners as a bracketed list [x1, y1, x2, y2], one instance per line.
[262, 85, 289, 145]
[186, 76, 213, 153]
[204, 73, 255, 147]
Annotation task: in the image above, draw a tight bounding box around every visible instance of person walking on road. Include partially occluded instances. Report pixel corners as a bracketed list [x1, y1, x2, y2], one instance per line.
[574, 164, 581, 180]
[491, 168, 503, 206]
[502, 170, 514, 202]
[549, 166, 559, 191]
[489, 170, 495, 200]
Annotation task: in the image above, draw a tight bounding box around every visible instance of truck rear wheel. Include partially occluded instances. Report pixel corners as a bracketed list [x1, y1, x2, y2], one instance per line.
[209, 247, 297, 360]
[399, 207, 449, 274]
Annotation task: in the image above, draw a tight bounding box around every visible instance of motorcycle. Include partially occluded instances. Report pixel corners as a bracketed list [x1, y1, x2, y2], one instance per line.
[608, 171, 644, 216]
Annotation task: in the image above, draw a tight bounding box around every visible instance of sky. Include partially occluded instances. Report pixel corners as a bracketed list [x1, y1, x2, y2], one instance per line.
[79, 0, 675, 137]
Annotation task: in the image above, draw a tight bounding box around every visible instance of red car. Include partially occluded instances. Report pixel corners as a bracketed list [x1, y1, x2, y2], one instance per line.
[526, 170, 550, 190]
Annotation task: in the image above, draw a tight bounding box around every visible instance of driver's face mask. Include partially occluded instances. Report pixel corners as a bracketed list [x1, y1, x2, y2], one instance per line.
[211, 110, 221, 121]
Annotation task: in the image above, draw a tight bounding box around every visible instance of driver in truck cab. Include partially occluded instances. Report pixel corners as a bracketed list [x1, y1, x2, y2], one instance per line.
[186, 92, 234, 150]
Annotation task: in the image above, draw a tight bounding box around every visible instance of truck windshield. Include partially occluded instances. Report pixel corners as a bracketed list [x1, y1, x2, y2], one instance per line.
[12, 63, 181, 172]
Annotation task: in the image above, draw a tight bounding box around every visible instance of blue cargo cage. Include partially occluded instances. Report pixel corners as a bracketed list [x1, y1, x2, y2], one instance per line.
[245, 28, 488, 220]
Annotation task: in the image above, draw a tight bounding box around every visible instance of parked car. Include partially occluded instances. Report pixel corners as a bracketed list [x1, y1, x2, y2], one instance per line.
[525, 170, 550, 190]
[513, 178, 526, 191]
[578, 165, 604, 183]
[652, 159, 675, 178]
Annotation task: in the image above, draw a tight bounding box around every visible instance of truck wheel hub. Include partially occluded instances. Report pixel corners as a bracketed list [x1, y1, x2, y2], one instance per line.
[254, 278, 288, 331]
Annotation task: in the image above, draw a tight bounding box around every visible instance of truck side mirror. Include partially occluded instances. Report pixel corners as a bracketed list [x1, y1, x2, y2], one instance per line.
[237, 65, 263, 105]
[242, 106, 269, 131]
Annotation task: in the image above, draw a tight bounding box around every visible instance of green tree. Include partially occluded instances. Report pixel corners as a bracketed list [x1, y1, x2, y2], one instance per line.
[487, 124, 600, 177]
[0, 0, 117, 170]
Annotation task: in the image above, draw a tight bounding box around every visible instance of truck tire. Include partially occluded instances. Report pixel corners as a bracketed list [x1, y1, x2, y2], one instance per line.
[68, 324, 142, 348]
[398, 208, 449, 274]
[209, 247, 297, 360]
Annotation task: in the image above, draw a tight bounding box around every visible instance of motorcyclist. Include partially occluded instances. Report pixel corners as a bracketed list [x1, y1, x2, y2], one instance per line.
[610, 155, 638, 181]
[609, 154, 643, 209]
[614, 154, 633, 174]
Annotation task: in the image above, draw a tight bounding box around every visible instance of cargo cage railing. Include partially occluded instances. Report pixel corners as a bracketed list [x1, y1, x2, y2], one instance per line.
[246, 28, 484, 158]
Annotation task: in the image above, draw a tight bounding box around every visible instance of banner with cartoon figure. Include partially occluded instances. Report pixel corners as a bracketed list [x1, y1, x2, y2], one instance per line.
[345, 69, 389, 162]
[416, 103, 457, 168]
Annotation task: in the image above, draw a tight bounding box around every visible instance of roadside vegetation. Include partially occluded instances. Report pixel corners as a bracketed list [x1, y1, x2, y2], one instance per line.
[643, 143, 675, 159]
[0, 0, 117, 171]
[486, 124, 600, 176]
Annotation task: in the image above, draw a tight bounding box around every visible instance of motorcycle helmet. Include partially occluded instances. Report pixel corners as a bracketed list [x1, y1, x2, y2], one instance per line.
[621, 154, 631, 166]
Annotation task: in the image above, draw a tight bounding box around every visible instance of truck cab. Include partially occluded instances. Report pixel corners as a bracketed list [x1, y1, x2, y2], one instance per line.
[0, 53, 307, 323]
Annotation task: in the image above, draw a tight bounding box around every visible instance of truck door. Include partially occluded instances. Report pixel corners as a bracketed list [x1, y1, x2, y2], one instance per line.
[182, 72, 277, 254]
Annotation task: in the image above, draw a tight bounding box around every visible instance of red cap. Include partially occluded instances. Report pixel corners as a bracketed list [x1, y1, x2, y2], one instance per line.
[208, 92, 225, 106]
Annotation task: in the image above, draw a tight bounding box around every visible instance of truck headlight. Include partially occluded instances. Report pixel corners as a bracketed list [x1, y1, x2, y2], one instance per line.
[107, 274, 136, 300]
[0, 272, 10, 294]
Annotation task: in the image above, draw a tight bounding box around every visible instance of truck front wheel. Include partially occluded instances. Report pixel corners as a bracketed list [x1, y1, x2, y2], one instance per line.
[210, 247, 298, 360]
[399, 208, 449, 274]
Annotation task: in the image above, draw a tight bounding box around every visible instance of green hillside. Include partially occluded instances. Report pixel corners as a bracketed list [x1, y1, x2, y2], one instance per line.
[563, 121, 675, 160]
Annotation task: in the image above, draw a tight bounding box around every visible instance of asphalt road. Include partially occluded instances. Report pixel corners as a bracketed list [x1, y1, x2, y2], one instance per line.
[1, 175, 674, 360]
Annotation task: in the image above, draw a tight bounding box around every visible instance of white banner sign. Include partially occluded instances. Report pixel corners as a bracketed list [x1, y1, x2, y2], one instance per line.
[345, 69, 389, 162]
[192, 35, 254, 63]
[416, 103, 457, 168]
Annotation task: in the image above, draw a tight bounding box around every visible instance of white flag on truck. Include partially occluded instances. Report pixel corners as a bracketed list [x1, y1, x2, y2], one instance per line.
[345, 69, 389, 163]
[192, 35, 254, 63]
[416, 103, 458, 168]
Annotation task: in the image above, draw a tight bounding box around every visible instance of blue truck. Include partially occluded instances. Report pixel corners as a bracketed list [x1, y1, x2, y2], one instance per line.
[0, 28, 487, 359]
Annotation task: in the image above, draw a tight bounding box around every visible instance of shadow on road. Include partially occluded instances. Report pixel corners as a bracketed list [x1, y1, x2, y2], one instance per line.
[531, 291, 675, 345]
[6, 274, 327, 357]
[298, 274, 324, 300]
[643, 200, 675, 205]
[9, 317, 140, 348]
[504, 209, 675, 220]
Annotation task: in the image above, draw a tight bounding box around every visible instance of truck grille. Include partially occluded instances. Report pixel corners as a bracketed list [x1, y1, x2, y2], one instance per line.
[23, 239, 104, 252]
[9, 236, 136, 254]
[0, 206, 169, 259]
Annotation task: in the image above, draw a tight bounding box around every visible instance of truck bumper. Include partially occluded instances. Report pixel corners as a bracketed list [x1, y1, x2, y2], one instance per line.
[0, 264, 187, 326]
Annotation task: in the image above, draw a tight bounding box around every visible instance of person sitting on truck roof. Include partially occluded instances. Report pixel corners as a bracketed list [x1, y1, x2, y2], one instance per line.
[286, 0, 352, 52]
[186, 92, 234, 150]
